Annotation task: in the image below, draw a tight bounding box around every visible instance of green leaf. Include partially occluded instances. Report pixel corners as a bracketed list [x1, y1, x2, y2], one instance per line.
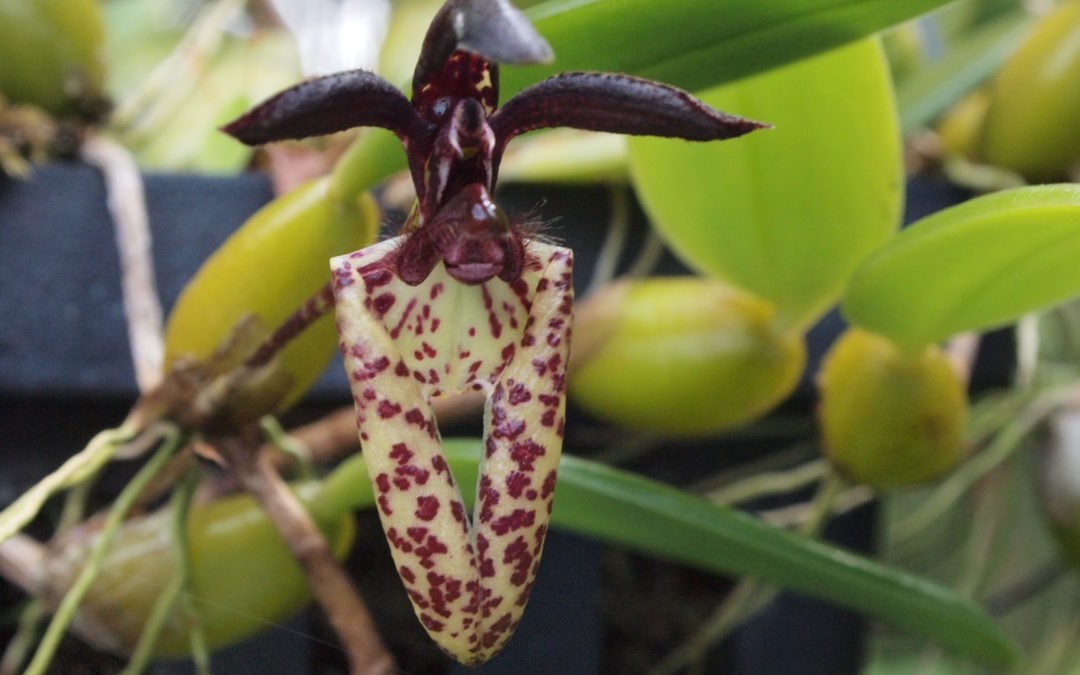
[505, 0, 954, 97]
[627, 38, 902, 331]
[331, 0, 952, 197]
[317, 439, 1019, 668]
[844, 184, 1080, 350]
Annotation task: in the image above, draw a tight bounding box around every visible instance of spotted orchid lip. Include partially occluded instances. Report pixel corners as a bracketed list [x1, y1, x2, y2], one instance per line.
[332, 237, 573, 663]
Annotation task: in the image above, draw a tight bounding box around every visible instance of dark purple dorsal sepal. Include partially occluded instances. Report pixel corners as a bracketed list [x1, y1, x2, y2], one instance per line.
[413, 0, 552, 100]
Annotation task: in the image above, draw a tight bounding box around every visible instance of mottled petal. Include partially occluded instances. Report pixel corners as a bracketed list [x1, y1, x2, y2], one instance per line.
[221, 69, 423, 146]
[489, 72, 768, 165]
[331, 237, 573, 664]
[414, 0, 551, 96]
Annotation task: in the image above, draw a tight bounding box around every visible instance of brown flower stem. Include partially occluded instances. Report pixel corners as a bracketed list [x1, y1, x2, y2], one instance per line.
[218, 433, 395, 675]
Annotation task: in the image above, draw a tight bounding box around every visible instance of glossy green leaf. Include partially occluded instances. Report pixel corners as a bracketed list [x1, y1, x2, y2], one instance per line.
[627, 39, 902, 331]
[317, 439, 1019, 668]
[505, 0, 954, 97]
[844, 185, 1080, 350]
[331, 0, 952, 197]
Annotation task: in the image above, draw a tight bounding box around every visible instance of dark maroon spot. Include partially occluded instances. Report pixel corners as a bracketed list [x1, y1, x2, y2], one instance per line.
[540, 409, 556, 427]
[546, 332, 562, 347]
[396, 464, 431, 486]
[488, 311, 503, 339]
[536, 278, 549, 292]
[476, 534, 495, 578]
[430, 282, 444, 300]
[390, 297, 418, 339]
[407, 526, 429, 543]
[501, 343, 515, 362]
[503, 535, 534, 585]
[332, 265, 354, 290]
[541, 470, 558, 499]
[505, 471, 531, 498]
[373, 292, 396, 315]
[510, 439, 545, 472]
[413, 370, 427, 384]
[468, 360, 483, 374]
[408, 589, 429, 609]
[375, 473, 391, 494]
[451, 500, 466, 524]
[491, 508, 536, 535]
[482, 613, 514, 648]
[515, 581, 535, 607]
[423, 534, 449, 556]
[507, 382, 531, 405]
[534, 523, 548, 546]
[546, 353, 562, 374]
[378, 400, 403, 418]
[538, 393, 559, 407]
[416, 495, 440, 521]
[468, 326, 476, 337]
[431, 318, 441, 332]
[378, 493, 393, 516]
[390, 442, 413, 464]
[361, 266, 393, 292]
[428, 368, 441, 384]
[420, 613, 445, 632]
[395, 360, 410, 377]
[494, 416, 526, 440]
[400, 565, 417, 584]
[477, 475, 499, 523]
[521, 333, 536, 347]
[413, 349, 425, 361]
[510, 277, 529, 299]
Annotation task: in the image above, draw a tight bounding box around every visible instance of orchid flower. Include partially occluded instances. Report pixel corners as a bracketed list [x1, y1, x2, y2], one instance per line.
[223, 0, 763, 664]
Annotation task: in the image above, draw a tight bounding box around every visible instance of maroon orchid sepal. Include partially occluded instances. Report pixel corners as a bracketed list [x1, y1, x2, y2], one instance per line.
[221, 0, 766, 664]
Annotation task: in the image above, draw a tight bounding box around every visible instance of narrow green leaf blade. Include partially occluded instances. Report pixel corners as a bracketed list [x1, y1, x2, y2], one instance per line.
[844, 184, 1080, 350]
[627, 39, 902, 331]
[318, 439, 1019, 667]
